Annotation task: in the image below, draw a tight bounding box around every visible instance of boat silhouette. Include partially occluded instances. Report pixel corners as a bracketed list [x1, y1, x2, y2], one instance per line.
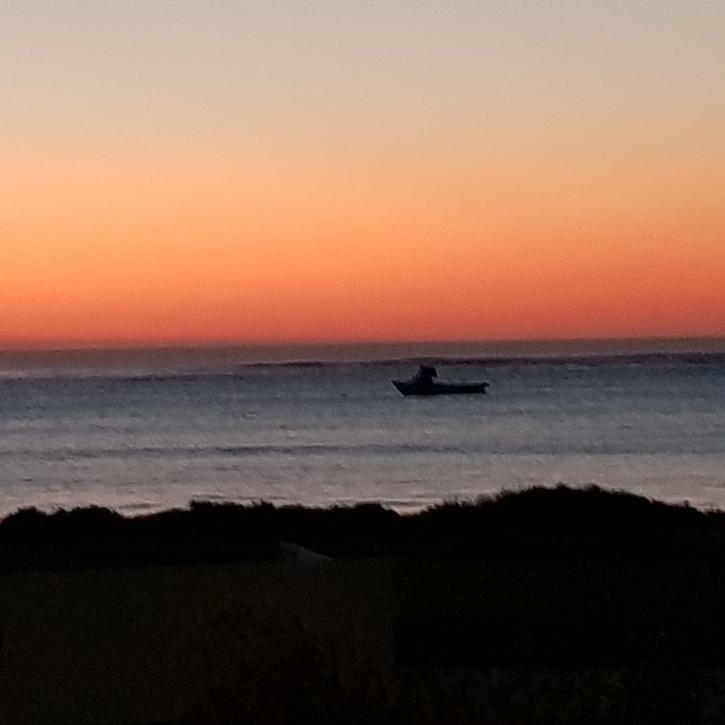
[392, 365, 490, 397]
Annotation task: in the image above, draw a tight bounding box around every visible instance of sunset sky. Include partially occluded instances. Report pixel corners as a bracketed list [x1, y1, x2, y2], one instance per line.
[2, 1, 724, 346]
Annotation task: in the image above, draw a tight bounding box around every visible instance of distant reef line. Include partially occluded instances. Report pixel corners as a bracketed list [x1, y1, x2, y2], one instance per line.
[2, 485, 725, 570]
[239, 350, 725, 367]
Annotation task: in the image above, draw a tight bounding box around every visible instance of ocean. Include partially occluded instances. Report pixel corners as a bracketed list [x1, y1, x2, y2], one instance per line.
[1, 339, 724, 516]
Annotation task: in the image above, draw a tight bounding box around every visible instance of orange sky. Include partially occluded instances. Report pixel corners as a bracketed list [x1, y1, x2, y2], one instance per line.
[2, 2, 724, 346]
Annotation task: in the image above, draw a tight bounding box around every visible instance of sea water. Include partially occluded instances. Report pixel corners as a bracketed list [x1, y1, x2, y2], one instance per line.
[0, 341, 724, 516]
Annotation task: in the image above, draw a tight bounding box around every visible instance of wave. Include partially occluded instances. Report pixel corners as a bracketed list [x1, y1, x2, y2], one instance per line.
[0, 442, 467, 460]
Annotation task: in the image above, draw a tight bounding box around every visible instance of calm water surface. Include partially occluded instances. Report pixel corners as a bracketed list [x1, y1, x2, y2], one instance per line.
[0, 341, 723, 515]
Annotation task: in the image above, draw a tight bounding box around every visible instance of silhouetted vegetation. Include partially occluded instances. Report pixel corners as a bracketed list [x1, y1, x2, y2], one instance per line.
[2, 485, 725, 569]
[4, 486, 725, 722]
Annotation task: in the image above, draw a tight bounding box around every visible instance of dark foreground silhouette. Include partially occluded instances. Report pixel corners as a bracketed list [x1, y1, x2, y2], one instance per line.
[3, 485, 725, 724]
[3, 484, 722, 561]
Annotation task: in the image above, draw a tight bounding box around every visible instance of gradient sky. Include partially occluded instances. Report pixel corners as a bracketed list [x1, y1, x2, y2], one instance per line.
[2, 1, 724, 346]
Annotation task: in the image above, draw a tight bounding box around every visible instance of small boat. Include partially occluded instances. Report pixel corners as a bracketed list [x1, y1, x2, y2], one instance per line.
[392, 365, 490, 397]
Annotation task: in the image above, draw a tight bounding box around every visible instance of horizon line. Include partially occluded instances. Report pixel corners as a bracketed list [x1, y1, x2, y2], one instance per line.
[2, 334, 725, 354]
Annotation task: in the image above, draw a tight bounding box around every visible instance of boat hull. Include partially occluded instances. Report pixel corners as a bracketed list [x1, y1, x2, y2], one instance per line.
[392, 380, 489, 397]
